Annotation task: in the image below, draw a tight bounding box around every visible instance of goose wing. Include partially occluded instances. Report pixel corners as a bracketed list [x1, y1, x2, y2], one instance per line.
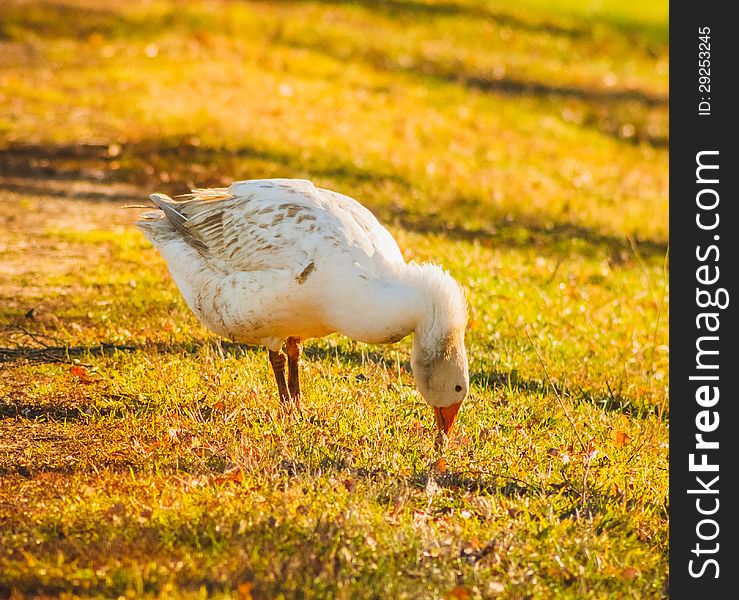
[140, 179, 322, 274]
[139, 178, 404, 276]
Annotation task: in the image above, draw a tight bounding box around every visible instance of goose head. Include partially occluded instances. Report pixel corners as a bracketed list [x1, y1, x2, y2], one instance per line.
[407, 263, 469, 435]
[411, 330, 469, 435]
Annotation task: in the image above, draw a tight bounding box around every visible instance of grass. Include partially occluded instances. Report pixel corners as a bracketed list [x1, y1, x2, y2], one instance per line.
[0, 0, 668, 598]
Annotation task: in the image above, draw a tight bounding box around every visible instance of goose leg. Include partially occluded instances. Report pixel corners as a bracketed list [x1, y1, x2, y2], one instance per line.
[286, 337, 303, 405]
[268, 349, 292, 406]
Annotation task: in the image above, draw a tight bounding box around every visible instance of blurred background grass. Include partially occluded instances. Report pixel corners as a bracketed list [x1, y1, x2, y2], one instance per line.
[0, 0, 667, 244]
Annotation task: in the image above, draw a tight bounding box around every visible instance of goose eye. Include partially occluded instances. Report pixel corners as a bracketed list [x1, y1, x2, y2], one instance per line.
[455, 385, 462, 392]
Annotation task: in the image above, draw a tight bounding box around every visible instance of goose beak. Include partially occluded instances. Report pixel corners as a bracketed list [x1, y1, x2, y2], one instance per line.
[433, 401, 463, 435]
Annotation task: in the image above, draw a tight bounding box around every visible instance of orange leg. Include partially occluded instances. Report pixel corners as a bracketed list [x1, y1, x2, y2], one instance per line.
[286, 337, 303, 406]
[268, 349, 291, 406]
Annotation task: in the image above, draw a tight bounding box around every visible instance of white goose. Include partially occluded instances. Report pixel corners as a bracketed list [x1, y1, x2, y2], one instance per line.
[137, 179, 469, 435]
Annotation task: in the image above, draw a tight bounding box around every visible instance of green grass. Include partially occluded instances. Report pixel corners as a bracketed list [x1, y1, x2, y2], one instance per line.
[0, 0, 668, 598]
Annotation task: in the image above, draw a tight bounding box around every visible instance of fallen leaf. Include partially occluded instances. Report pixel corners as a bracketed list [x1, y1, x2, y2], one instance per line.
[447, 586, 471, 600]
[70, 365, 93, 383]
[88, 32, 104, 46]
[622, 567, 639, 580]
[192, 446, 215, 458]
[238, 581, 253, 600]
[614, 431, 632, 446]
[463, 537, 481, 553]
[432, 458, 447, 473]
[214, 469, 244, 485]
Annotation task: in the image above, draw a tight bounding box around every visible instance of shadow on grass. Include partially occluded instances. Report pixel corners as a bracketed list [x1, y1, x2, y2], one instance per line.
[0, 139, 408, 190]
[1, 0, 667, 52]
[392, 209, 668, 260]
[1, 402, 95, 421]
[0, 393, 138, 421]
[306, 345, 660, 419]
[0, 338, 659, 419]
[1, 0, 667, 149]
[470, 370, 659, 419]
[0, 0, 216, 42]
[298, 0, 668, 44]
[279, 456, 534, 498]
[296, 0, 592, 38]
[280, 37, 668, 148]
[0, 444, 535, 501]
[0, 140, 667, 259]
[456, 73, 667, 108]
[0, 339, 259, 365]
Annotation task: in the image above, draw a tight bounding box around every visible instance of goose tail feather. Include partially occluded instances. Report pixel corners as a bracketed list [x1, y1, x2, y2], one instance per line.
[136, 194, 206, 250]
